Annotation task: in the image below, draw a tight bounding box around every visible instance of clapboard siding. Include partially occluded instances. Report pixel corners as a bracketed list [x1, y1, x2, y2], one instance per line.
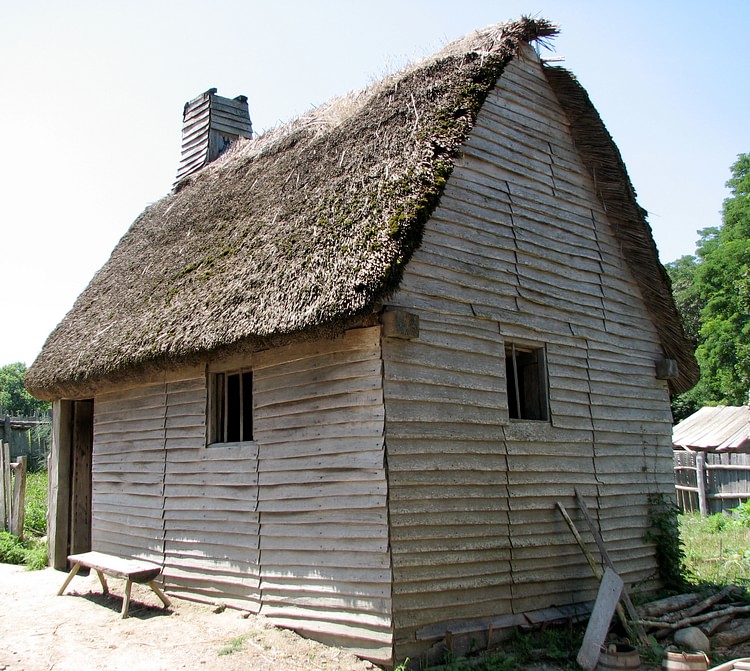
[159, 376, 262, 611]
[254, 327, 392, 662]
[92, 374, 263, 609]
[89, 328, 391, 657]
[92, 381, 167, 563]
[383, 47, 675, 660]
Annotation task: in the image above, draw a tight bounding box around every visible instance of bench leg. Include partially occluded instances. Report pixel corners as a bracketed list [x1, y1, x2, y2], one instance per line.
[148, 581, 171, 609]
[95, 569, 109, 595]
[57, 562, 82, 596]
[121, 579, 133, 618]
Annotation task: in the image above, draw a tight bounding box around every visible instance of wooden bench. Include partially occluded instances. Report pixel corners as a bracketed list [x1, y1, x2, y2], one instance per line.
[57, 551, 171, 618]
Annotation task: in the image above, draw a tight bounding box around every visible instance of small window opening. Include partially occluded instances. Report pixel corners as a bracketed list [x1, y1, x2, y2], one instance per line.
[211, 369, 253, 444]
[505, 343, 549, 421]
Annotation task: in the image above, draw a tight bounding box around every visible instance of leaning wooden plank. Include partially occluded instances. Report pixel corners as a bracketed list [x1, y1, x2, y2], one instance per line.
[577, 567, 624, 671]
[574, 490, 650, 646]
[556, 502, 634, 640]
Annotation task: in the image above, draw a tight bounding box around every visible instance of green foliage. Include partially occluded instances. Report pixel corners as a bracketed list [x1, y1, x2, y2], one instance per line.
[731, 500, 750, 526]
[0, 362, 50, 416]
[668, 152, 750, 415]
[645, 493, 687, 592]
[665, 255, 703, 347]
[24, 470, 47, 536]
[0, 531, 29, 564]
[704, 512, 731, 533]
[0, 532, 47, 570]
[0, 471, 48, 570]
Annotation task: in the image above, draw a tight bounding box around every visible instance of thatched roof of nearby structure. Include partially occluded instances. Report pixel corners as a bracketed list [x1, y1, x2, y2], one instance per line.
[26, 17, 698, 400]
[673, 406, 750, 452]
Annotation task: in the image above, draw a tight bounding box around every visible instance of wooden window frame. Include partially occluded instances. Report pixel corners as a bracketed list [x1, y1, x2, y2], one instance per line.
[505, 342, 550, 422]
[207, 368, 254, 445]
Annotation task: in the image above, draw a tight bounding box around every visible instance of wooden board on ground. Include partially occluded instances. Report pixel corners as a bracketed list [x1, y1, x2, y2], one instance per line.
[577, 566, 624, 671]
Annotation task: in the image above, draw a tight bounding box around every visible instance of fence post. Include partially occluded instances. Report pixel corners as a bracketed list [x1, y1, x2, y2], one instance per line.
[10, 456, 27, 539]
[1, 442, 10, 531]
[0, 441, 7, 530]
[696, 451, 708, 516]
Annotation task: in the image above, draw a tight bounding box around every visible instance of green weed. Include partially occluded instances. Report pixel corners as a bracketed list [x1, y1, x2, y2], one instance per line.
[218, 635, 247, 656]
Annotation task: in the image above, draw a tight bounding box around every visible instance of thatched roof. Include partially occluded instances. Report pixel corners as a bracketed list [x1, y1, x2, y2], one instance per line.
[26, 17, 698, 399]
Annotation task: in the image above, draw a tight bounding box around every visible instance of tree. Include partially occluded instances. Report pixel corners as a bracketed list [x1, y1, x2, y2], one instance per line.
[0, 363, 50, 417]
[668, 153, 750, 419]
[694, 154, 750, 405]
[665, 254, 702, 347]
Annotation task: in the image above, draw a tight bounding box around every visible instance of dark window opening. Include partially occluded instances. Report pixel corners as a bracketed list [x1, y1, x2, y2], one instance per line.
[505, 343, 549, 421]
[211, 369, 253, 444]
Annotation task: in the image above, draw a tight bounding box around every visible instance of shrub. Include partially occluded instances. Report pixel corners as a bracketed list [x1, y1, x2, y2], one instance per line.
[0, 531, 29, 564]
[0, 531, 46, 569]
[731, 500, 750, 527]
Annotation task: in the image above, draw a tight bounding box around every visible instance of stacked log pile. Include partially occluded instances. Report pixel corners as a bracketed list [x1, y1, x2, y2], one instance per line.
[637, 587, 750, 649]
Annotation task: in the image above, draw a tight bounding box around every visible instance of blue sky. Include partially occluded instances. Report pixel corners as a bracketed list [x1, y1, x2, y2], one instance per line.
[2, 0, 748, 366]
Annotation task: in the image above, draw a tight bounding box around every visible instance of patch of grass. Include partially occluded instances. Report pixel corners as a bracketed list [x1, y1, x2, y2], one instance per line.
[218, 635, 247, 656]
[680, 511, 750, 586]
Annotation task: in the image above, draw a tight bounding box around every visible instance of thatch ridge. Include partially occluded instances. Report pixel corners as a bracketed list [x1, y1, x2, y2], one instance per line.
[544, 66, 699, 394]
[27, 17, 559, 399]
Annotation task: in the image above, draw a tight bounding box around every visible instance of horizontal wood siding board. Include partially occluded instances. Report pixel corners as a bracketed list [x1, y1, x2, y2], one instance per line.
[254, 403, 384, 433]
[259, 448, 384, 471]
[255, 421, 385, 447]
[254, 360, 382, 407]
[254, 386, 383, 420]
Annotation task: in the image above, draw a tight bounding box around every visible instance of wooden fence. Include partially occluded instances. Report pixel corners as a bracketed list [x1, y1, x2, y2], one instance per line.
[0, 415, 50, 470]
[0, 441, 27, 538]
[674, 449, 750, 515]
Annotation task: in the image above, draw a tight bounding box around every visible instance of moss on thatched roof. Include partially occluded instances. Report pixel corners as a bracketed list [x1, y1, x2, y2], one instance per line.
[26, 17, 697, 399]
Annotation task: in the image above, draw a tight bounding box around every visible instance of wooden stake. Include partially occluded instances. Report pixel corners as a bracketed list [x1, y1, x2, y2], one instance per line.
[0, 441, 8, 531]
[10, 456, 27, 539]
[696, 452, 708, 516]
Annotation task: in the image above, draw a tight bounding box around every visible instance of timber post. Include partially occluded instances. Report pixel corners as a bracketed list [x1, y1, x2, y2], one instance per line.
[696, 451, 708, 516]
[10, 456, 27, 539]
[0, 441, 8, 530]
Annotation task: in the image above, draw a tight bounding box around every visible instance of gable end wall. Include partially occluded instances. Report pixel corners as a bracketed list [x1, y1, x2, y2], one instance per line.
[383, 46, 674, 663]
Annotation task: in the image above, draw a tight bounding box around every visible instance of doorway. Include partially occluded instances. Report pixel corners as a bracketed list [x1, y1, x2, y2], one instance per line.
[49, 399, 93, 569]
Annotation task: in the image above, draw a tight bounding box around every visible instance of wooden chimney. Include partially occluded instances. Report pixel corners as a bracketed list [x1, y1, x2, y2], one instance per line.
[174, 88, 253, 189]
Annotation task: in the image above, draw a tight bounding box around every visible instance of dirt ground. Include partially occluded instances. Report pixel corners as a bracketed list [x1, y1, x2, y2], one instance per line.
[0, 563, 375, 671]
[5, 562, 750, 671]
